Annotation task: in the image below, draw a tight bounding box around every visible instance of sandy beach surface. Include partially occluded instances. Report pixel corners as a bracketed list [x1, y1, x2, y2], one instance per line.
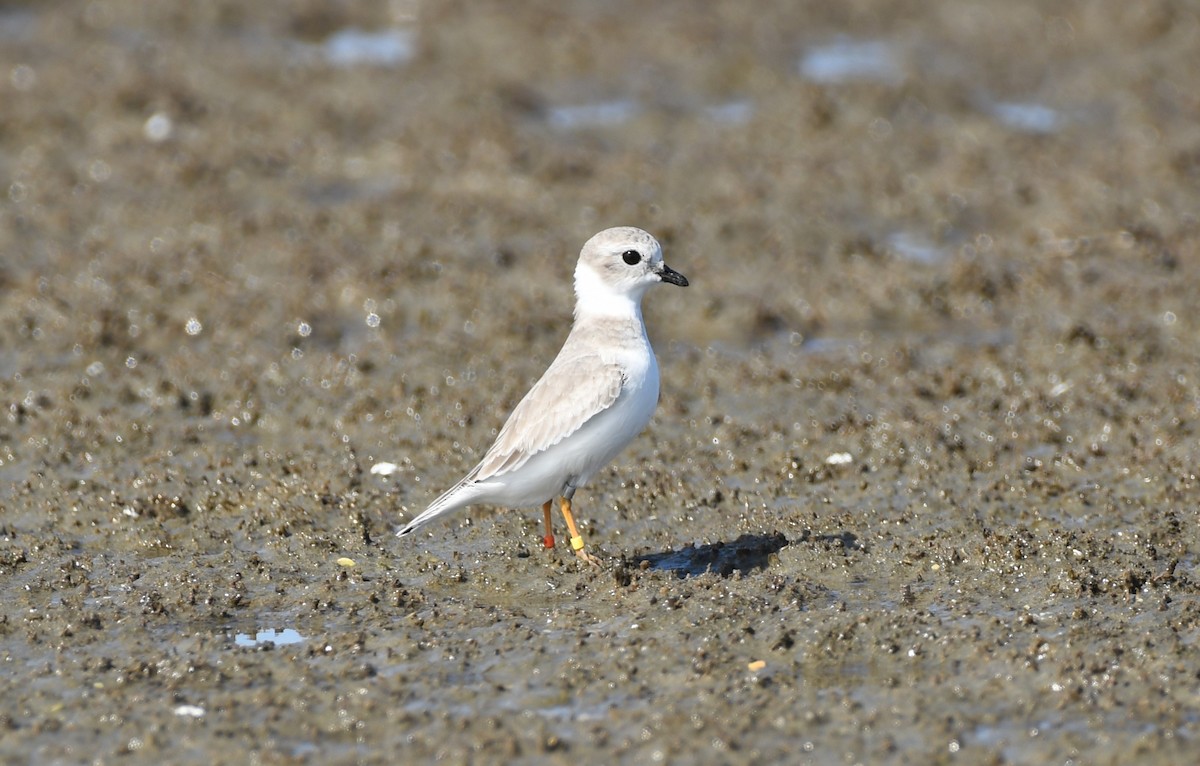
[1, 1, 1197, 763]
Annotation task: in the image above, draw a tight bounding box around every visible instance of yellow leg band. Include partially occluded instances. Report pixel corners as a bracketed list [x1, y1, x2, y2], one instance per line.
[570, 536, 585, 551]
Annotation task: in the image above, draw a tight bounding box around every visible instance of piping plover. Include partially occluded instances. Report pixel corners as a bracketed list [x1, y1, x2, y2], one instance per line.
[397, 227, 688, 562]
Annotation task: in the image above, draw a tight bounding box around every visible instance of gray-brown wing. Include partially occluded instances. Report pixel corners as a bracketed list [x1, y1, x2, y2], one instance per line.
[472, 352, 625, 481]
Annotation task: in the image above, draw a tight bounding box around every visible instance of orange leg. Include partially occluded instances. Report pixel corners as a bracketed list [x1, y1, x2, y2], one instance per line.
[541, 501, 555, 549]
[558, 496, 601, 565]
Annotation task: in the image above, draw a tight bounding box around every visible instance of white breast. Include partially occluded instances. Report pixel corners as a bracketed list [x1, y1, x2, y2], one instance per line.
[474, 335, 660, 507]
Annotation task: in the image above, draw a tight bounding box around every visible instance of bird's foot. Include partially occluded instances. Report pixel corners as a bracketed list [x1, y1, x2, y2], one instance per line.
[572, 542, 603, 567]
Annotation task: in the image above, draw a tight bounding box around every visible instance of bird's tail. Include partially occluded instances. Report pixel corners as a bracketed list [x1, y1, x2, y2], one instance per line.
[396, 476, 480, 537]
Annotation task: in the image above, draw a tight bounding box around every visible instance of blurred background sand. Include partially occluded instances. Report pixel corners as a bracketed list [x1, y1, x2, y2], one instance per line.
[1, 1, 1197, 763]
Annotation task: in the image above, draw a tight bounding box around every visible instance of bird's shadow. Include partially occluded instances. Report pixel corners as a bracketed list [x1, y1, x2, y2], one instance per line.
[634, 532, 790, 578]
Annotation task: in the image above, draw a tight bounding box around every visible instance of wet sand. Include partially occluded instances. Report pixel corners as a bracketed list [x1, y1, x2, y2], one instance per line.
[1, 1, 1198, 763]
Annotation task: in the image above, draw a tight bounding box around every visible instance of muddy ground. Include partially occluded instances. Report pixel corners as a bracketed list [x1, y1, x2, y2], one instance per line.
[1, 1, 1198, 763]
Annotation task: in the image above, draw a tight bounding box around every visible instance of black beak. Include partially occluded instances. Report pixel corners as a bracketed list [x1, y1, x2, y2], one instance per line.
[658, 263, 689, 287]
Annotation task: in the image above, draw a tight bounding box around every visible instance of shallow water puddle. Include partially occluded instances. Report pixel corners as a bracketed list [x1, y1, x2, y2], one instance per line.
[320, 28, 415, 67]
[703, 100, 755, 124]
[543, 98, 755, 130]
[798, 40, 903, 84]
[986, 101, 1064, 134]
[0, 8, 35, 41]
[886, 231, 949, 264]
[546, 99, 641, 129]
[234, 628, 305, 648]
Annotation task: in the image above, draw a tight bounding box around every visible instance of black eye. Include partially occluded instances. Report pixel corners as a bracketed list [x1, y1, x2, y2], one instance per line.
[621, 250, 641, 265]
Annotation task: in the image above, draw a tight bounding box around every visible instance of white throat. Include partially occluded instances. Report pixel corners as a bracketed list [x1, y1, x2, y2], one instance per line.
[573, 263, 646, 321]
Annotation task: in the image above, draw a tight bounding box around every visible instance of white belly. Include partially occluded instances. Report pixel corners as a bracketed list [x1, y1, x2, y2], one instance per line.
[479, 354, 660, 507]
